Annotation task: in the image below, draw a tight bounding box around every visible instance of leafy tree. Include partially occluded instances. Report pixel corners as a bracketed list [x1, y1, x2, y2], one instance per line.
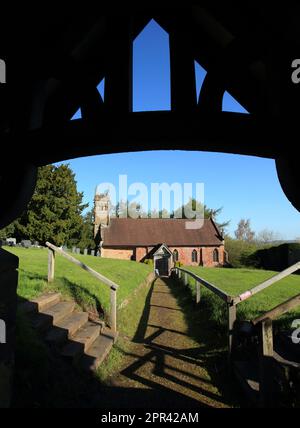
[174, 198, 230, 232]
[114, 200, 127, 218]
[13, 164, 88, 246]
[0, 222, 15, 240]
[76, 210, 95, 251]
[127, 201, 148, 219]
[113, 200, 148, 218]
[234, 219, 255, 242]
[225, 236, 260, 267]
[109, 197, 229, 233]
[147, 208, 173, 218]
[256, 228, 281, 244]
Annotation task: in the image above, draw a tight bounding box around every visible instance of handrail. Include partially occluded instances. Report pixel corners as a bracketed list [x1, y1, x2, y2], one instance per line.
[172, 266, 235, 358]
[232, 261, 300, 305]
[172, 262, 300, 360]
[172, 267, 232, 303]
[252, 293, 300, 325]
[46, 242, 119, 290]
[45, 242, 118, 332]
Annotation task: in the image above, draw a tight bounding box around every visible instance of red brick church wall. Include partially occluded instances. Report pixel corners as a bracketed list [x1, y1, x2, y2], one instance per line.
[101, 247, 134, 260]
[101, 245, 226, 267]
[168, 246, 225, 267]
[136, 247, 149, 262]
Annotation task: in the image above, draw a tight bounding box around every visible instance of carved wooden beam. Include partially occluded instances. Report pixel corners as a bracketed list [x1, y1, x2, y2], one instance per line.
[4, 111, 280, 166]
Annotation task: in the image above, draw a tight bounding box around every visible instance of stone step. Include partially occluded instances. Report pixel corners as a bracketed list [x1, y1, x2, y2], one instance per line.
[31, 301, 75, 331]
[45, 311, 89, 345]
[80, 327, 118, 371]
[61, 321, 101, 359]
[19, 292, 61, 314]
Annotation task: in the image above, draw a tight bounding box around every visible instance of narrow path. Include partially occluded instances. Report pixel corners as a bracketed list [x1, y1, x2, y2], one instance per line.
[96, 277, 235, 408]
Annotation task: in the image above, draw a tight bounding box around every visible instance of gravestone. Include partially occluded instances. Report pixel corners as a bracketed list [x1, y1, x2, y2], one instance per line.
[76, 248, 80, 254]
[72, 247, 76, 253]
[84, 249, 88, 255]
[21, 240, 31, 248]
[91, 250, 95, 256]
[6, 238, 16, 247]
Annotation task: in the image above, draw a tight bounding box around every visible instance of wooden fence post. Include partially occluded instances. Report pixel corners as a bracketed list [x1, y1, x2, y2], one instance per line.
[48, 249, 55, 282]
[196, 280, 201, 304]
[228, 302, 236, 359]
[184, 272, 188, 285]
[110, 287, 117, 333]
[259, 318, 276, 407]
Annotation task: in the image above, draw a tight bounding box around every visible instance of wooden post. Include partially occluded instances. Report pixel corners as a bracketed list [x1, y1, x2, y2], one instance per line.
[184, 272, 188, 286]
[196, 280, 201, 304]
[259, 318, 276, 407]
[261, 318, 273, 356]
[110, 287, 117, 333]
[228, 303, 237, 359]
[48, 249, 55, 283]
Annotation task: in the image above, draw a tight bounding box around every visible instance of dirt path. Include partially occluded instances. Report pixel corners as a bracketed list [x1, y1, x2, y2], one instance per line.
[95, 278, 236, 408]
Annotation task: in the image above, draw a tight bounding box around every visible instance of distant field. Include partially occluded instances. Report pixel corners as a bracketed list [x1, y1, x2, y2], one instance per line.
[6, 246, 152, 317]
[184, 267, 300, 328]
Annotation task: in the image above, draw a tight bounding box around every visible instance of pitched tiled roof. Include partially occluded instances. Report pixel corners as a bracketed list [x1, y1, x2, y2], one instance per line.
[101, 218, 223, 247]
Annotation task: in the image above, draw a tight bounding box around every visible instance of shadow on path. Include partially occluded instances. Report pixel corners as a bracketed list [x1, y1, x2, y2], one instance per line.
[95, 277, 240, 408]
[13, 277, 240, 408]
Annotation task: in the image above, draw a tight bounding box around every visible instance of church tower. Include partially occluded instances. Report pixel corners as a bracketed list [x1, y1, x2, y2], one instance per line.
[94, 192, 110, 239]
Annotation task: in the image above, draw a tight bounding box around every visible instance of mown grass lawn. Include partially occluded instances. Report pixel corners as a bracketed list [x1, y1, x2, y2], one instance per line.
[184, 267, 300, 330]
[6, 246, 152, 318]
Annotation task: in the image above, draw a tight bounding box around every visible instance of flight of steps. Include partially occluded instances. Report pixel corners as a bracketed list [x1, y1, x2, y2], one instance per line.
[20, 292, 117, 371]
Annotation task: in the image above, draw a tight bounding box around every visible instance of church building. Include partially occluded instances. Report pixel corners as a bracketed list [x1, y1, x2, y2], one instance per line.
[94, 193, 227, 273]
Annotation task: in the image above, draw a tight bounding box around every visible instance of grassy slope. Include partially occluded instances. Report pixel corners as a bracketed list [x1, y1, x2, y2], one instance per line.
[7, 246, 152, 318]
[6, 246, 153, 407]
[8, 247, 300, 406]
[185, 267, 300, 329]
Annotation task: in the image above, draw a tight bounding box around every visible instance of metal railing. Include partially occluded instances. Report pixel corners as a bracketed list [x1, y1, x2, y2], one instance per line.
[46, 242, 118, 333]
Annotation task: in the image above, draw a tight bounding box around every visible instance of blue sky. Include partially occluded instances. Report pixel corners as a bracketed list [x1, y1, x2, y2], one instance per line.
[66, 20, 300, 240]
